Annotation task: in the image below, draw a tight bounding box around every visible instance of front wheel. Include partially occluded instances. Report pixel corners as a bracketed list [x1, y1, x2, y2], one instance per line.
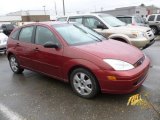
[151, 26, 158, 35]
[70, 68, 99, 99]
[9, 55, 24, 74]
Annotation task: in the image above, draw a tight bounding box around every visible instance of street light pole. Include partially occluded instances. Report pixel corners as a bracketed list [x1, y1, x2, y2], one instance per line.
[54, 1, 57, 15]
[62, 0, 65, 16]
[43, 5, 46, 15]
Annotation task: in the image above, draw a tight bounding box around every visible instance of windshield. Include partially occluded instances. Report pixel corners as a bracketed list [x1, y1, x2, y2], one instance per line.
[99, 15, 126, 27]
[53, 24, 105, 45]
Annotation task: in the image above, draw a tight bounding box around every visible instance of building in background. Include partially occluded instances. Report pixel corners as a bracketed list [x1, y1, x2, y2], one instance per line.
[95, 6, 148, 17]
[0, 16, 22, 26]
[95, 4, 160, 17]
[7, 10, 51, 22]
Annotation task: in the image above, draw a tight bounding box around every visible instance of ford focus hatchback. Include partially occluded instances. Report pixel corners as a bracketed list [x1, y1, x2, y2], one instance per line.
[7, 22, 150, 98]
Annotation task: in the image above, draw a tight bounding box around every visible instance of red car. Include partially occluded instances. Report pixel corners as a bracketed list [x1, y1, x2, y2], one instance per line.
[7, 22, 150, 98]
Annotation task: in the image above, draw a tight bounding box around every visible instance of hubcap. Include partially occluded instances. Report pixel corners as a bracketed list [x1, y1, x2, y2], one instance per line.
[151, 28, 156, 34]
[73, 72, 92, 96]
[10, 57, 18, 72]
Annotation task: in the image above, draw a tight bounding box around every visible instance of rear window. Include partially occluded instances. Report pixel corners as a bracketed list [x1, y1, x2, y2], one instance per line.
[19, 26, 34, 43]
[69, 17, 82, 24]
[156, 15, 160, 21]
[10, 29, 20, 40]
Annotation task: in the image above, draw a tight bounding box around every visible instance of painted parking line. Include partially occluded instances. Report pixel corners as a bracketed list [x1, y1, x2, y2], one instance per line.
[0, 103, 26, 120]
[151, 66, 160, 70]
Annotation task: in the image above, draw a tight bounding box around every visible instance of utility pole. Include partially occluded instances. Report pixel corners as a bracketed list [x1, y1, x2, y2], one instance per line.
[62, 0, 65, 16]
[43, 5, 46, 15]
[54, 1, 57, 15]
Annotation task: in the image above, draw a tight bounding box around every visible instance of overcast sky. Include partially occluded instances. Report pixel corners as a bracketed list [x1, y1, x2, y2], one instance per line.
[0, 0, 159, 15]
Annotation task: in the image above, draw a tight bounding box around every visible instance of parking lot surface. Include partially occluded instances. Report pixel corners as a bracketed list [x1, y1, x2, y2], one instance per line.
[0, 40, 160, 120]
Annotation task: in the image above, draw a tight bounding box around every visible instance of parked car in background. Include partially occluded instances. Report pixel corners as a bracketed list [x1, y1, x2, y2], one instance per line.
[57, 17, 67, 22]
[7, 22, 150, 98]
[58, 14, 155, 49]
[146, 14, 160, 35]
[116, 15, 149, 27]
[1, 24, 15, 36]
[0, 31, 8, 53]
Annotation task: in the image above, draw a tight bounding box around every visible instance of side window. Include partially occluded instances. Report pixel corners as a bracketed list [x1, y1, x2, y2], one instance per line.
[57, 17, 67, 22]
[35, 26, 59, 45]
[19, 26, 34, 43]
[10, 29, 20, 40]
[83, 17, 101, 29]
[69, 17, 82, 24]
[156, 15, 160, 21]
[148, 15, 155, 21]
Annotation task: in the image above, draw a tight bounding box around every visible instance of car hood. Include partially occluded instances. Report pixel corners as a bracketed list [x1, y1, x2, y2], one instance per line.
[74, 40, 143, 64]
[110, 25, 150, 33]
[0, 33, 8, 40]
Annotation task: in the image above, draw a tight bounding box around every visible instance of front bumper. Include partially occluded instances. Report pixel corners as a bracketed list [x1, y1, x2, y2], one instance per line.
[0, 45, 6, 52]
[142, 39, 155, 49]
[95, 56, 150, 94]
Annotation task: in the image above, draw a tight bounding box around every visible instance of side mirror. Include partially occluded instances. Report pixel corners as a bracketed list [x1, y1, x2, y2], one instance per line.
[97, 24, 105, 29]
[43, 42, 60, 49]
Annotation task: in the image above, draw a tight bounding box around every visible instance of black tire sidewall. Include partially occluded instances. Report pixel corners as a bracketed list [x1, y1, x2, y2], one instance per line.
[151, 26, 158, 35]
[70, 68, 99, 99]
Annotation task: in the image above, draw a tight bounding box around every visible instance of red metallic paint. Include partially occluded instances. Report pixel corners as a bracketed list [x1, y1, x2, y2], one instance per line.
[7, 23, 150, 94]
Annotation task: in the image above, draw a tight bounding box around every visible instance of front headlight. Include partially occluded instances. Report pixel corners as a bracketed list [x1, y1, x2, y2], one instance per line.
[127, 32, 145, 38]
[103, 59, 134, 71]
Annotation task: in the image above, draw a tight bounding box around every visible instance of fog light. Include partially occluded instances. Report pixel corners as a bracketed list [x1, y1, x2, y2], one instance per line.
[107, 76, 117, 81]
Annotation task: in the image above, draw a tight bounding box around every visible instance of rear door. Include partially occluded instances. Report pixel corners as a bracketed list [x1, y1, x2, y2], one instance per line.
[147, 15, 156, 25]
[155, 15, 160, 26]
[31, 25, 63, 78]
[17, 25, 35, 69]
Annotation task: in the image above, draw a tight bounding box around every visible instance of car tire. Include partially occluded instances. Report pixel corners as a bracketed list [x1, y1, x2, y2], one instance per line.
[9, 55, 24, 74]
[70, 68, 99, 99]
[151, 26, 158, 35]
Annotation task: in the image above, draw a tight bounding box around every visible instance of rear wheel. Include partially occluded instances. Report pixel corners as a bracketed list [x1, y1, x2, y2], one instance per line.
[70, 68, 99, 99]
[9, 55, 24, 74]
[150, 26, 158, 35]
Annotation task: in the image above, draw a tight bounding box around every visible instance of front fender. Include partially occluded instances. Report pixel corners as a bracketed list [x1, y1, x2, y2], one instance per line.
[62, 59, 101, 81]
[108, 34, 132, 44]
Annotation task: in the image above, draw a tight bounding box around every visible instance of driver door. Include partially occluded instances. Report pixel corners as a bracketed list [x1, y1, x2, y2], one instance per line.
[32, 25, 63, 78]
[83, 17, 110, 38]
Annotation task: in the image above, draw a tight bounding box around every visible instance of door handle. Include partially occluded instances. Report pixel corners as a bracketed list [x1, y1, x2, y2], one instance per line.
[33, 48, 39, 52]
[16, 43, 20, 46]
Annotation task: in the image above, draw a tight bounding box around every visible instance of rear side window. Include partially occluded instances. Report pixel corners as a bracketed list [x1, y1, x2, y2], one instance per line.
[57, 17, 67, 22]
[19, 26, 34, 43]
[35, 26, 59, 45]
[148, 15, 155, 21]
[69, 17, 82, 24]
[156, 15, 160, 21]
[10, 29, 20, 40]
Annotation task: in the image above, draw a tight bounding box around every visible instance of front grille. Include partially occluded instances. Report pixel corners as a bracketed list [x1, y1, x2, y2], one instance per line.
[134, 56, 145, 67]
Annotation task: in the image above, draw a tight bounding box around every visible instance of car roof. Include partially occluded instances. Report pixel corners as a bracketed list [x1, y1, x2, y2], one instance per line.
[20, 21, 74, 28]
[58, 13, 111, 18]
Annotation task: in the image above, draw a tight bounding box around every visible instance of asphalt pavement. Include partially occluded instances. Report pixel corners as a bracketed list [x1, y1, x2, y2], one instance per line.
[0, 40, 160, 120]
